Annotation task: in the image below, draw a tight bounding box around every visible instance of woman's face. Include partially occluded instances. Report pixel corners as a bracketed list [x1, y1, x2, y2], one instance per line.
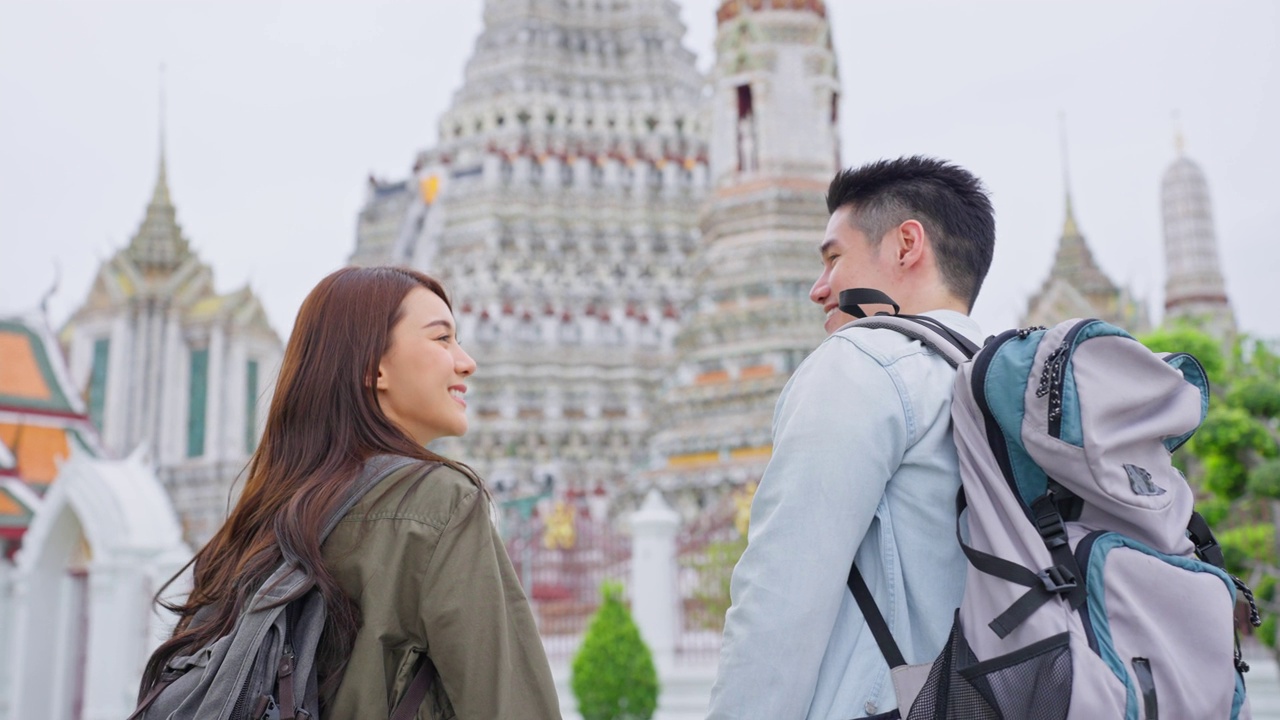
[376, 287, 477, 446]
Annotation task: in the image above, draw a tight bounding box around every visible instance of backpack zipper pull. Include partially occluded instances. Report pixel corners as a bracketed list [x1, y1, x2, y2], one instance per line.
[1035, 341, 1070, 423]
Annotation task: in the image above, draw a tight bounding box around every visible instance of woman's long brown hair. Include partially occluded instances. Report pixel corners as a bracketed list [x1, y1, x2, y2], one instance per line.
[140, 266, 479, 697]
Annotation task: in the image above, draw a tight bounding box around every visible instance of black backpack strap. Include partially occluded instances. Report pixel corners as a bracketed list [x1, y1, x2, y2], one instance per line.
[838, 288, 900, 318]
[391, 656, 440, 720]
[1187, 511, 1226, 569]
[846, 563, 907, 669]
[837, 288, 979, 364]
[953, 489, 1083, 639]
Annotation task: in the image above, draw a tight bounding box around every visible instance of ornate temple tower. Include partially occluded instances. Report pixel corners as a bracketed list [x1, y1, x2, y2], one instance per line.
[644, 0, 838, 515]
[1161, 132, 1235, 337]
[61, 147, 281, 545]
[352, 0, 712, 498]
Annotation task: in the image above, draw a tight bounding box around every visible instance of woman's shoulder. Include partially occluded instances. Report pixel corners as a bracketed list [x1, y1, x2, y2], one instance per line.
[355, 456, 486, 528]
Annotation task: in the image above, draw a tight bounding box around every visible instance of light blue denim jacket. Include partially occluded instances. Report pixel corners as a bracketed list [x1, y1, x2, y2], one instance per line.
[708, 310, 982, 720]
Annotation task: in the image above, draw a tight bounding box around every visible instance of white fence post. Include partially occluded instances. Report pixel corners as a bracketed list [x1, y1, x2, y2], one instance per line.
[0, 557, 12, 720]
[630, 488, 679, 673]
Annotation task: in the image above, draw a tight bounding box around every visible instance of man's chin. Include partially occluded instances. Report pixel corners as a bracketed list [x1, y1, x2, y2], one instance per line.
[824, 313, 853, 335]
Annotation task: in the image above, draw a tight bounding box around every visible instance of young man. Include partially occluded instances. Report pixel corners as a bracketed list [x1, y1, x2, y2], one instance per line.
[708, 157, 996, 719]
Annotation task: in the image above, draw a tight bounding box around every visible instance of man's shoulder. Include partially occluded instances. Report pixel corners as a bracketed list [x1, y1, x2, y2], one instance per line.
[825, 310, 982, 368]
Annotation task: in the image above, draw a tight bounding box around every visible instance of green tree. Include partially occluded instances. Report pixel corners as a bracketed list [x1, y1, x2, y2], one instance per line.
[683, 534, 747, 631]
[571, 581, 660, 720]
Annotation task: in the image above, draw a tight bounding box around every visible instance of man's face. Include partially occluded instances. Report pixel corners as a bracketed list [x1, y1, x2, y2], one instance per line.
[809, 206, 896, 335]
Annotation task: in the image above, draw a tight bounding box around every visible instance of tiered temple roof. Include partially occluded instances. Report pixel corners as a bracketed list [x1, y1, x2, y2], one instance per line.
[0, 312, 102, 552]
[1022, 191, 1148, 332]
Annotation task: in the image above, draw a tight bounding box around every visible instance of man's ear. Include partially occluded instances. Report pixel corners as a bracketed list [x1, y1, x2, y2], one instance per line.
[895, 219, 927, 268]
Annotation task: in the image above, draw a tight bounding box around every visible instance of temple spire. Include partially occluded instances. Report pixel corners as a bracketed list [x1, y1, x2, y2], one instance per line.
[152, 63, 171, 207]
[1060, 112, 1079, 237]
[125, 66, 190, 273]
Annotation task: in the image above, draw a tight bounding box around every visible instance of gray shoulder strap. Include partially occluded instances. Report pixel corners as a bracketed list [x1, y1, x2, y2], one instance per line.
[320, 455, 434, 542]
[841, 315, 976, 367]
[249, 456, 433, 612]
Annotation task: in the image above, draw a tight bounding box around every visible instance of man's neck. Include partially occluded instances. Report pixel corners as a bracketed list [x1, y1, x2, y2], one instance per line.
[899, 295, 969, 317]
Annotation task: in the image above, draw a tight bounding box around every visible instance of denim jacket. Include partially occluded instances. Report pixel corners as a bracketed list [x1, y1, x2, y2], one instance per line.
[708, 310, 982, 719]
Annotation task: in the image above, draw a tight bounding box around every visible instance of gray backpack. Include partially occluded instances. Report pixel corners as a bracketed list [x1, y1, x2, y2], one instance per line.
[838, 296, 1257, 719]
[131, 455, 438, 720]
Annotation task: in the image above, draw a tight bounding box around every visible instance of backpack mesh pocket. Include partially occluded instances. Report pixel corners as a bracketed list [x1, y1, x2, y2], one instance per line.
[906, 614, 1071, 720]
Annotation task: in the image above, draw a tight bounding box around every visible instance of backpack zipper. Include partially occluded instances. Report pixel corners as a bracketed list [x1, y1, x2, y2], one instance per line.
[1160, 352, 1209, 453]
[1072, 530, 1106, 655]
[1035, 319, 1100, 439]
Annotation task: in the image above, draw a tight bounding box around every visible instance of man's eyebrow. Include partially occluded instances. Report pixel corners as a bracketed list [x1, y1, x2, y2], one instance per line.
[819, 238, 837, 258]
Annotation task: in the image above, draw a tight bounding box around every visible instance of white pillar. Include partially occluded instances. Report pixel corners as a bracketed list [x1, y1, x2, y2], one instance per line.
[82, 561, 136, 720]
[205, 325, 226, 462]
[104, 313, 132, 455]
[159, 309, 185, 466]
[0, 557, 13, 720]
[630, 488, 679, 673]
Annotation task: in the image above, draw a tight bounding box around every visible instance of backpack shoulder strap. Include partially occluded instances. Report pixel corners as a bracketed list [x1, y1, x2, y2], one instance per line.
[839, 314, 976, 671]
[319, 455, 436, 543]
[841, 314, 977, 367]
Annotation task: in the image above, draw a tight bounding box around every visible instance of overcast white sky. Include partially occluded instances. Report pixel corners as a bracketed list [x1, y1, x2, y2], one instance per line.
[2, 1, 1277, 342]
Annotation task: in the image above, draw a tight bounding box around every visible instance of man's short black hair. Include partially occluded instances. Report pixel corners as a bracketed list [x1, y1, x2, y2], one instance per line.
[826, 156, 995, 309]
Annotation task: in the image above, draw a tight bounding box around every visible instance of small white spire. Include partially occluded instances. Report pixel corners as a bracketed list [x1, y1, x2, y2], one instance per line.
[158, 62, 167, 182]
[1059, 111, 1078, 236]
[1172, 110, 1186, 157]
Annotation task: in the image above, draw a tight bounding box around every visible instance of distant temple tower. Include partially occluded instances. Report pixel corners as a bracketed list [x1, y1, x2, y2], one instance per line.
[1023, 131, 1148, 332]
[60, 145, 281, 546]
[645, 0, 838, 514]
[1161, 130, 1235, 336]
[352, 0, 712, 499]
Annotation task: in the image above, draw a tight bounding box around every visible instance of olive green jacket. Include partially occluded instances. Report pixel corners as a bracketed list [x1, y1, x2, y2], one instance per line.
[322, 461, 562, 719]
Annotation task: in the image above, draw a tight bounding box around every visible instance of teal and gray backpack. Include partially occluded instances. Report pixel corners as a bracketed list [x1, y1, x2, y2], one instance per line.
[130, 455, 438, 720]
[839, 290, 1258, 720]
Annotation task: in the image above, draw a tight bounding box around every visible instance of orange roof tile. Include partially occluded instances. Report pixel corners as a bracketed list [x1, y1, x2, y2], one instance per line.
[0, 490, 21, 515]
[0, 423, 70, 484]
[0, 331, 53, 402]
[0, 484, 33, 528]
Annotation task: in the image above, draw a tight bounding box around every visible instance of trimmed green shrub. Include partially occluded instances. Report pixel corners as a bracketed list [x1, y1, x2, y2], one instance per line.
[571, 581, 660, 720]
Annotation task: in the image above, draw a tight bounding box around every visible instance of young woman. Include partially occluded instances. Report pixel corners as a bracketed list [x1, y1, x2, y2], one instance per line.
[140, 266, 561, 718]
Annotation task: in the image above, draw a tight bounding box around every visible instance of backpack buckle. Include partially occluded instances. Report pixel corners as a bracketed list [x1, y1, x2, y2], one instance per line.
[1034, 512, 1068, 549]
[1039, 564, 1077, 593]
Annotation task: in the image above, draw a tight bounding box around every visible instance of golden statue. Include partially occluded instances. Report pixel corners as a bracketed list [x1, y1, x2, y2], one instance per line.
[543, 500, 577, 550]
[734, 482, 758, 538]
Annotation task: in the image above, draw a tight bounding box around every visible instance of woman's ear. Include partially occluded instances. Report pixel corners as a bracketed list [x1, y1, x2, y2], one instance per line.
[370, 362, 388, 391]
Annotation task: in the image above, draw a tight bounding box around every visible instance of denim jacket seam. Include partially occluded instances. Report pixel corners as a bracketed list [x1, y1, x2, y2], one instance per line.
[879, 359, 918, 445]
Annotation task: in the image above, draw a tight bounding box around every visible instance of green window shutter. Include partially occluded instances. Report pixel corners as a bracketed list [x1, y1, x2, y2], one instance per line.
[187, 348, 209, 458]
[245, 360, 259, 454]
[88, 338, 110, 431]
